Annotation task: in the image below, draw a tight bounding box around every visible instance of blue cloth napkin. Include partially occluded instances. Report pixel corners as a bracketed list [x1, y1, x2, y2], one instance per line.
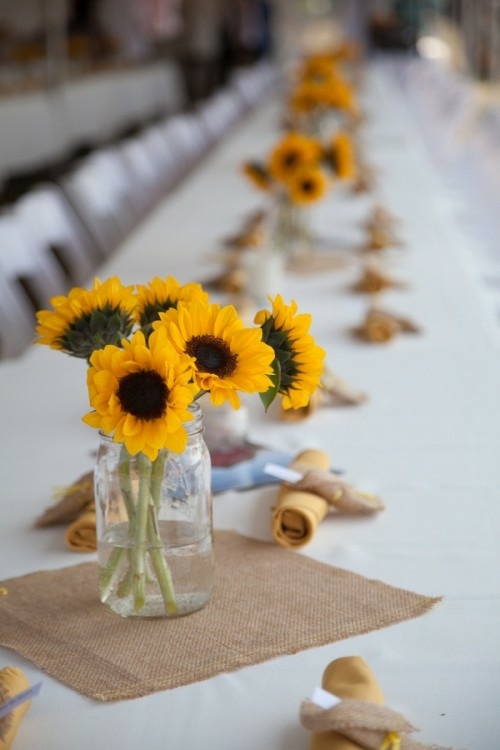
[211, 450, 295, 494]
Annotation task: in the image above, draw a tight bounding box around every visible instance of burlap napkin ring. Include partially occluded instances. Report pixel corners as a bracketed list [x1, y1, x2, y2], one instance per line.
[364, 205, 400, 233]
[279, 370, 367, 420]
[300, 698, 453, 750]
[320, 368, 368, 407]
[205, 267, 248, 294]
[223, 209, 267, 249]
[35, 470, 94, 527]
[362, 226, 404, 253]
[353, 307, 421, 344]
[351, 161, 376, 194]
[351, 264, 407, 294]
[35, 471, 97, 553]
[292, 468, 384, 515]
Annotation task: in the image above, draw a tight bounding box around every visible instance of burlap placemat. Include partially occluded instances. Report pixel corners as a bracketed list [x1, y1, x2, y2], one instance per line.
[0, 531, 440, 702]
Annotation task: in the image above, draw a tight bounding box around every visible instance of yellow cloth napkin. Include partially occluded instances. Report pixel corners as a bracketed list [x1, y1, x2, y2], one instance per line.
[310, 657, 384, 750]
[301, 657, 453, 750]
[272, 449, 331, 548]
[64, 509, 97, 552]
[0, 667, 31, 750]
[271, 451, 383, 548]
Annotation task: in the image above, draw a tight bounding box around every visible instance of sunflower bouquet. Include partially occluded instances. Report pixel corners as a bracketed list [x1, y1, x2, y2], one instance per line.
[36, 275, 325, 616]
[288, 52, 358, 136]
[242, 130, 356, 257]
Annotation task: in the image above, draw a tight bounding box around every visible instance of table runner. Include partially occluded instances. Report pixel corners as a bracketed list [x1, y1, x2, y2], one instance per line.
[0, 531, 441, 702]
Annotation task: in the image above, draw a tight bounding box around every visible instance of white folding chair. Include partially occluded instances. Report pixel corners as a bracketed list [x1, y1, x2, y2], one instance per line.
[0, 211, 69, 337]
[14, 183, 99, 285]
[140, 124, 183, 191]
[118, 135, 166, 213]
[197, 89, 244, 142]
[0, 271, 36, 359]
[158, 114, 210, 172]
[231, 61, 279, 106]
[60, 147, 140, 256]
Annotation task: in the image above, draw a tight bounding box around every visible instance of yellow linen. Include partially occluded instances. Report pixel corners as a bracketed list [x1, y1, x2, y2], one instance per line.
[272, 449, 330, 548]
[64, 509, 97, 552]
[0, 667, 31, 750]
[310, 656, 384, 750]
[379, 732, 401, 750]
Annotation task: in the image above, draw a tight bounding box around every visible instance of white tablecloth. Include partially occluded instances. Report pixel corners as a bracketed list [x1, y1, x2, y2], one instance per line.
[1, 59, 499, 750]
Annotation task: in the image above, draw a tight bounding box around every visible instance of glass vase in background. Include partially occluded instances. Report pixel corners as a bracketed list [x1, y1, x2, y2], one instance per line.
[95, 402, 214, 618]
[270, 193, 313, 262]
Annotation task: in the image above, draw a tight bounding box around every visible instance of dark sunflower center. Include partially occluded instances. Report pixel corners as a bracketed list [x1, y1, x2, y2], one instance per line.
[117, 369, 168, 421]
[301, 179, 315, 193]
[284, 151, 299, 168]
[186, 335, 237, 378]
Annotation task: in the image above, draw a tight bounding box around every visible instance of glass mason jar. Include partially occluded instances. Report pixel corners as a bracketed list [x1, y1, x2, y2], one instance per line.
[269, 193, 312, 262]
[95, 403, 214, 618]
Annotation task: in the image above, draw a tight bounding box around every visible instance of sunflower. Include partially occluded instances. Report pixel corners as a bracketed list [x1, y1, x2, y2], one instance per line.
[135, 275, 208, 332]
[36, 277, 137, 359]
[242, 161, 272, 191]
[289, 83, 320, 114]
[255, 294, 325, 410]
[321, 78, 354, 110]
[82, 328, 197, 460]
[301, 62, 336, 83]
[287, 165, 329, 205]
[298, 55, 340, 85]
[155, 301, 275, 408]
[268, 132, 322, 183]
[325, 132, 356, 180]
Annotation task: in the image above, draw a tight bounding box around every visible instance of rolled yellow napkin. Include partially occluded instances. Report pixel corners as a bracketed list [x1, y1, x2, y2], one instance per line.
[272, 450, 331, 548]
[0, 667, 31, 750]
[272, 451, 384, 548]
[64, 508, 96, 552]
[308, 657, 384, 750]
[301, 657, 453, 750]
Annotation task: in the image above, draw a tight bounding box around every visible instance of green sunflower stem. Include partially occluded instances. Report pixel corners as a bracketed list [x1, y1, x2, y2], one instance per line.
[99, 446, 137, 601]
[150, 451, 166, 513]
[148, 451, 177, 615]
[131, 453, 152, 613]
[118, 446, 136, 523]
[147, 509, 177, 615]
[100, 546, 126, 600]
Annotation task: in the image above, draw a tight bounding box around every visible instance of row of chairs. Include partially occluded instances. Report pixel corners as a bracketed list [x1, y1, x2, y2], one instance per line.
[0, 61, 280, 360]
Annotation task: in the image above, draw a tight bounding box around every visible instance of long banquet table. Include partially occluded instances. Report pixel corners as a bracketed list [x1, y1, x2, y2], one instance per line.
[1, 58, 500, 749]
